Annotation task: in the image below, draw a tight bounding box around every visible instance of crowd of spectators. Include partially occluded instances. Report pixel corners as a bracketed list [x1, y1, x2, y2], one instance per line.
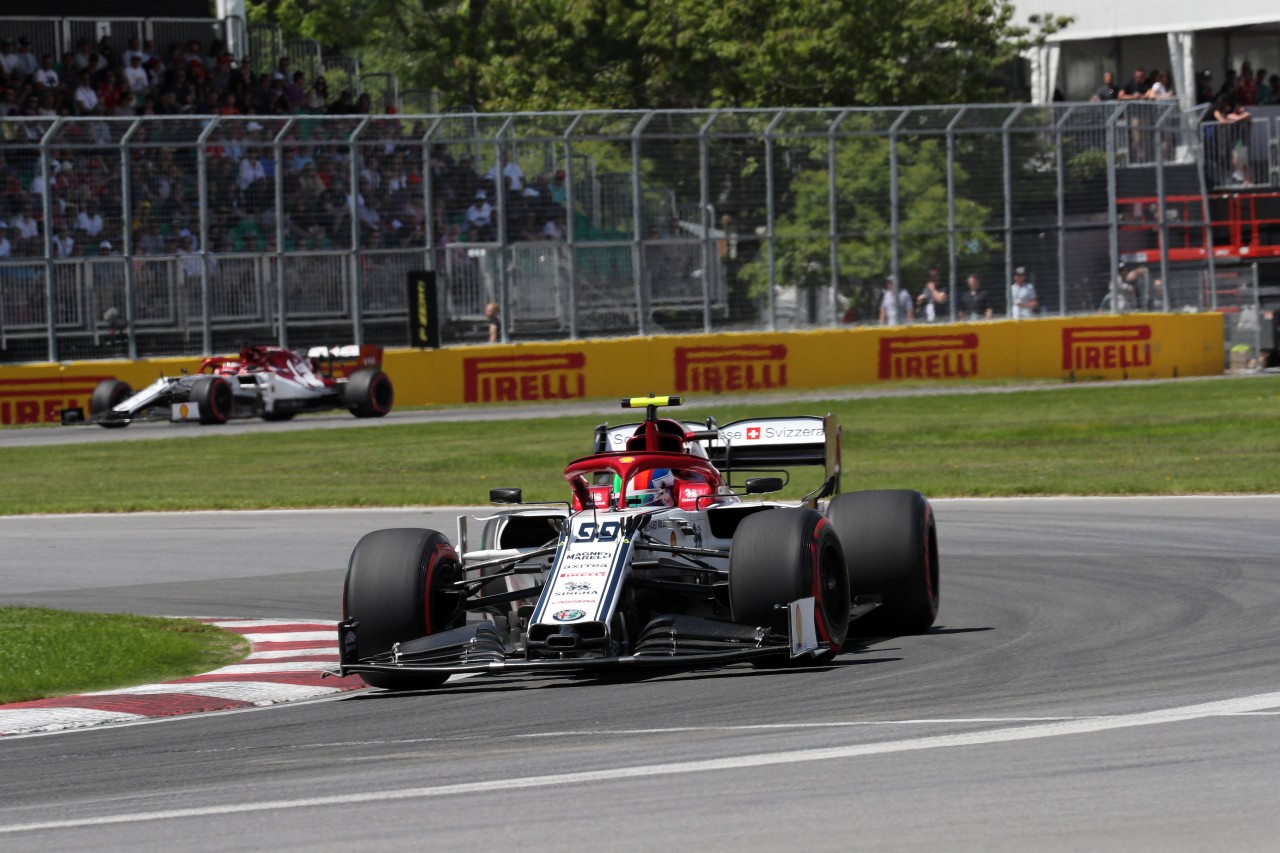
[0, 32, 572, 263]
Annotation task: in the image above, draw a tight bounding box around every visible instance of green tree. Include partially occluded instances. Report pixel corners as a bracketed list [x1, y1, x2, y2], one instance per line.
[738, 130, 997, 321]
[245, 0, 1070, 111]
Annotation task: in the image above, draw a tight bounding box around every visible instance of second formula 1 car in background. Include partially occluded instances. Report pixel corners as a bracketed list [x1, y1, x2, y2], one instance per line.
[78, 344, 393, 427]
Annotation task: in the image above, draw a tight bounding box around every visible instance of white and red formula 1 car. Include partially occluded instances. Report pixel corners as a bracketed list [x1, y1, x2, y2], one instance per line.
[77, 344, 393, 428]
[333, 394, 939, 690]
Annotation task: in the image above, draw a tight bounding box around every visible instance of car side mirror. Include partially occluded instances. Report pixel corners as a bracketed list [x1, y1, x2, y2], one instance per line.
[490, 488, 523, 504]
[744, 477, 783, 495]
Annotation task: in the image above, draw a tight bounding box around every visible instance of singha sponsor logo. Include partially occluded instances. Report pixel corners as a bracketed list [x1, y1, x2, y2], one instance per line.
[0, 375, 111, 424]
[878, 334, 978, 380]
[463, 353, 586, 403]
[1062, 325, 1153, 371]
[674, 344, 787, 393]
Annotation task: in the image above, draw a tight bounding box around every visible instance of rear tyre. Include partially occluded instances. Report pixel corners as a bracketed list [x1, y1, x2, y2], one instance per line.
[90, 379, 132, 428]
[345, 369, 393, 418]
[189, 376, 232, 425]
[343, 528, 463, 690]
[728, 508, 850, 654]
[826, 490, 939, 636]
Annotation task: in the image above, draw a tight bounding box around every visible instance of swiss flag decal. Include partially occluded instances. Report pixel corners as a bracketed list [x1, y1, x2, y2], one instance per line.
[746, 427, 761, 440]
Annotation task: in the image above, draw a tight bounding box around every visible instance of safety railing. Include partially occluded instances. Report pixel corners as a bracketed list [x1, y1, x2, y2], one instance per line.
[0, 104, 1240, 366]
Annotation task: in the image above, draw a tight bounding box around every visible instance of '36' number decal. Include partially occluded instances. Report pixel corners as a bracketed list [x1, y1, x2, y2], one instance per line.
[574, 521, 621, 542]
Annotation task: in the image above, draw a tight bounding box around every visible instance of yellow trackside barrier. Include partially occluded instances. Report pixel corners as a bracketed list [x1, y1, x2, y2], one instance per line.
[0, 313, 1224, 423]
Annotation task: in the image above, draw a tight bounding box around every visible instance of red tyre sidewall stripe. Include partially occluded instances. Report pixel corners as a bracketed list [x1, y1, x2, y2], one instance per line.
[809, 517, 835, 649]
[422, 545, 440, 636]
[920, 504, 937, 614]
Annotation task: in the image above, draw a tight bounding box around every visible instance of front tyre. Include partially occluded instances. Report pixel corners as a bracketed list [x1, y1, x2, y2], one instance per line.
[90, 379, 132, 428]
[826, 490, 939, 636]
[343, 528, 463, 690]
[728, 508, 850, 654]
[345, 369, 393, 418]
[189, 375, 232, 424]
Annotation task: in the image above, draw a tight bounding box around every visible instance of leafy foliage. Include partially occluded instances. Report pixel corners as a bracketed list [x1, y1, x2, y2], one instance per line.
[245, 0, 1072, 111]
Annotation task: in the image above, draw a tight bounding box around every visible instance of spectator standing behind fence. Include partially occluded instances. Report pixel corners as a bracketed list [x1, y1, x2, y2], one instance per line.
[879, 275, 912, 325]
[1091, 70, 1117, 101]
[916, 268, 947, 322]
[1010, 267, 1038, 319]
[1237, 62, 1258, 106]
[958, 273, 993, 320]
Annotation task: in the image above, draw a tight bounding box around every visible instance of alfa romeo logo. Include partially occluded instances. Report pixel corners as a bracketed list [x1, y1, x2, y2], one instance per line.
[552, 609, 586, 622]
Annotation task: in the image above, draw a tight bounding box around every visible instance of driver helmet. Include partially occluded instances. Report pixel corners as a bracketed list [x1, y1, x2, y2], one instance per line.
[622, 468, 674, 508]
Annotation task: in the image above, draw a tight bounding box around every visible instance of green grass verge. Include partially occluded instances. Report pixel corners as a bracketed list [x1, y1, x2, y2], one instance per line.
[1, 377, 1277, 514]
[0, 607, 249, 704]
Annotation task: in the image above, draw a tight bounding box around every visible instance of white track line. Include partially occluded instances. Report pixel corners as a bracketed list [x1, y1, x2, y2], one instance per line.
[5, 690, 1280, 835]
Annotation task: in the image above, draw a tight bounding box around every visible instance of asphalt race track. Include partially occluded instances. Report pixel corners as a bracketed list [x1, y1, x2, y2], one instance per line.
[2, 496, 1279, 850]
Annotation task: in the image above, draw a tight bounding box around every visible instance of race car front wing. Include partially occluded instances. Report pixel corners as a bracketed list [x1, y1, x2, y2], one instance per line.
[326, 598, 881, 681]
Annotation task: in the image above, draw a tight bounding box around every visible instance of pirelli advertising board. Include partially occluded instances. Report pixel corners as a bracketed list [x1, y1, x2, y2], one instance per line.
[0, 313, 1223, 422]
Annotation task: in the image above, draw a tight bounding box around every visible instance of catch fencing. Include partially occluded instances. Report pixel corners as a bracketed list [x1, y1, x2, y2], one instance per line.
[0, 103, 1248, 363]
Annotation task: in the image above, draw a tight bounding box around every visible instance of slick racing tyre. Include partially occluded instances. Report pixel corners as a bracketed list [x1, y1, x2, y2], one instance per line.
[826, 489, 939, 636]
[90, 379, 132, 428]
[189, 375, 232, 424]
[728, 508, 850, 654]
[345, 369, 393, 418]
[343, 528, 464, 690]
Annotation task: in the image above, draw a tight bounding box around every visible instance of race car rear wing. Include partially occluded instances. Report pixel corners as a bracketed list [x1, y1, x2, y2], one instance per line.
[306, 344, 384, 378]
[597, 413, 841, 504]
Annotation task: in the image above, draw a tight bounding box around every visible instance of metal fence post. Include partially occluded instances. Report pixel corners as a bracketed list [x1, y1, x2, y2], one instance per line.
[946, 107, 966, 322]
[764, 110, 785, 331]
[273, 118, 294, 348]
[699, 112, 717, 333]
[1193, 111, 1218, 310]
[120, 120, 142, 360]
[348, 116, 370, 346]
[1105, 106, 1122, 313]
[495, 115, 514, 344]
[39, 119, 62, 362]
[631, 112, 654, 336]
[564, 113, 583, 340]
[1054, 106, 1072, 316]
[1001, 107, 1022, 316]
[196, 118, 218, 355]
[829, 109, 850, 325]
[1155, 104, 1175, 312]
[889, 110, 909, 292]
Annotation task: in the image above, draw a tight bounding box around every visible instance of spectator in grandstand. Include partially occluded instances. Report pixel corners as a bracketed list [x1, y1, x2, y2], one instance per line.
[121, 36, 147, 69]
[0, 40, 17, 78]
[304, 76, 329, 112]
[957, 273, 992, 320]
[465, 190, 494, 240]
[34, 91, 57, 117]
[73, 71, 99, 114]
[916, 268, 948, 322]
[547, 169, 567, 206]
[9, 198, 41, 255]
[32, 55, 59, 92]
[1195, 70, 1215, 105]
[879, 275, 912, 325]
[1258, 70, 1271, 105]
[0, 222, 10, 258]
[328, 89, 357, 115]
[1090, 70, 1117, 101]
[14, 37, 38, 78]
[318, 175, 350, 241]
[1118, 67, 1149, 100]
[1146, 69, 1173, 99]
[1009, 266, 1038, 318]
[75, 199, 104, 240]
[284, 71, 307, 111]
[124, 53, 150, 100]
[1237, 62, 1258, 106]
[485, 301, 500, 343]
[486, 158, 525, 193]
